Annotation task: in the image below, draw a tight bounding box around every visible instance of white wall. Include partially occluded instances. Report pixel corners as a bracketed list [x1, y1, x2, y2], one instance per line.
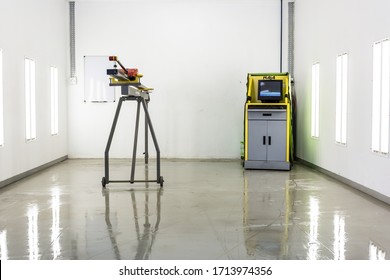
[68, 0, 283, 158]
[294, 0, 390, 198]
[0, 0, 68, 182]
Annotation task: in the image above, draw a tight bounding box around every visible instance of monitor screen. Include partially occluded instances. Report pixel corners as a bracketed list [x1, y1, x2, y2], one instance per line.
[258, 80, 283, 102]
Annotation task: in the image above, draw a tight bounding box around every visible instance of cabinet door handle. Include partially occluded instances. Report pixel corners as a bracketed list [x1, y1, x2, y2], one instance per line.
[263, 136, 266, 145]
[268, 136, 271, 145]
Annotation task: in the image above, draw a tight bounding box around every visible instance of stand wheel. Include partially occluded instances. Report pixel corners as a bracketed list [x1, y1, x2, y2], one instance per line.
[101, 177, 107, 188]
[158, 176, 164, 187]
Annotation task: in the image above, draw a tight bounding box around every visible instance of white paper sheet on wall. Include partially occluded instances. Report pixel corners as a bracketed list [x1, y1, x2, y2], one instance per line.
[84, 56, 115, 102]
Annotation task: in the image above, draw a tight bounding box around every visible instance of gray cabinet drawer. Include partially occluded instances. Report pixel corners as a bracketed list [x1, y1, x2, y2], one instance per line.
[248, 109, 286, 120]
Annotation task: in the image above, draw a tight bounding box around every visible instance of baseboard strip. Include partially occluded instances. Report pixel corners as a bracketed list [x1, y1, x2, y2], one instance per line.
[296, 158, 390, 205]
[0, 155, 68, 189]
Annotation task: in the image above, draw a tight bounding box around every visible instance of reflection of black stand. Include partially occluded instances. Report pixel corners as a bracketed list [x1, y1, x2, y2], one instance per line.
[103, 190, 121, 259]
[101, 94, 164, 187]
[131, 188, 162, 259]
[103, 178, 163, 260]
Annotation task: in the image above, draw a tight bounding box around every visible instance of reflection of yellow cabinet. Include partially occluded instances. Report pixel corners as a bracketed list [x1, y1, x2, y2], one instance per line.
[243, 73, 292, 170]
[243, 171, 293, 258]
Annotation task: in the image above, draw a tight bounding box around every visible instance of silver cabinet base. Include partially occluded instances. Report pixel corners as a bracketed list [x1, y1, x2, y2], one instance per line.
[244, 160, 290, 171]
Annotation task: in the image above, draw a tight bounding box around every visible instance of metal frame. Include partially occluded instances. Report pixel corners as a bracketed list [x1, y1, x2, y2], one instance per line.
[101, 94, 163, 187]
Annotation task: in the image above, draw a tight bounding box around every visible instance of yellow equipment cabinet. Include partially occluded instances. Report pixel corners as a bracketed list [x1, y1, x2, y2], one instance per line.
[244, 73, 292, 170]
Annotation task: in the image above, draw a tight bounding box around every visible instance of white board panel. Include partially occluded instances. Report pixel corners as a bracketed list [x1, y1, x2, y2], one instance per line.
[84, 56, 115, 102]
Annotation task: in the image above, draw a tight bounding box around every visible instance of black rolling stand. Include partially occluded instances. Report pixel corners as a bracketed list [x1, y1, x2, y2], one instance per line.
[101, 93, 164, 188]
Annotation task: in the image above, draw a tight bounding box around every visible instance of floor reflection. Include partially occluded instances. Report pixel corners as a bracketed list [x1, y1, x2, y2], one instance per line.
[369, 241, 386, 260]
[27, 204, 39, 260]
[307, 196, 319, 260]
[0, 159, 390, 259]
[0, 230, 7, 259]
[243, 170, 293, 259]
[242, 166, 390, 260]
[102, 187, 163, 260]
[333, 214, 346, 260]
[51, 188, 61, 259]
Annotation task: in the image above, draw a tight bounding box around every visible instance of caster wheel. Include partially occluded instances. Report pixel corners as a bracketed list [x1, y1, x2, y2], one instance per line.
[159, 176, 164, 187]
[101, 177, 107, 188]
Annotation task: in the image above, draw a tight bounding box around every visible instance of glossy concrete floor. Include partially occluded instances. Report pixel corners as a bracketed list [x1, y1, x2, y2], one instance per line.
[0, 159, 389, 260]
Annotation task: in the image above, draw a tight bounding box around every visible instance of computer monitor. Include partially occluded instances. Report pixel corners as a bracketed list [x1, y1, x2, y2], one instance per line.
[258, 80, 284, 102]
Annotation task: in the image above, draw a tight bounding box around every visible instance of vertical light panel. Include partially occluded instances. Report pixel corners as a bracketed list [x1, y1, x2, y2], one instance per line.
[50, 66, 59, 135]
[0, 49, 3, 147]
[311, 63, 320, 138]
[380, 40, 390, 154]
[335, 53, 348, 145]
[372, 42, 382, 152]
[372, 39, 390, 154]
[25, 58, 36, 141]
